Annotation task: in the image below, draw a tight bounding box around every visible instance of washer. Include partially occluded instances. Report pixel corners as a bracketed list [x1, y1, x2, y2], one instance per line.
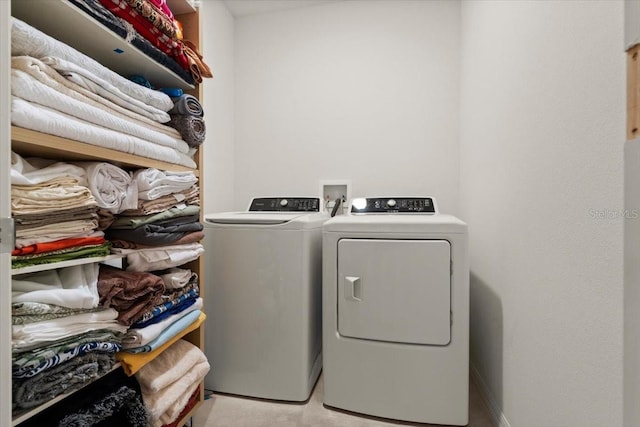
[203, 197, 327, 401]
[322, 197, 469, 425]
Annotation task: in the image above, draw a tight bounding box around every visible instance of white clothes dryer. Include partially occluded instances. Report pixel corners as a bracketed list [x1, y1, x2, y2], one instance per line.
[322, 197, 469, 425]
[203, 197, 327, 401]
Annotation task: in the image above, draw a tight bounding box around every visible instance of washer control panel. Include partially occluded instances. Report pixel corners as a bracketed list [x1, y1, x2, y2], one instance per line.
[350, 197, 437, 214]
[249, 197, 320, 212]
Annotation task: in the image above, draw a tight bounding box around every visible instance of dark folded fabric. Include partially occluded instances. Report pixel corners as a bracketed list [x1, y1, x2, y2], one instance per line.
[131, 295, 198, 329]
[168, 114, 206, 147]
[169, 94, 203, 117]
[106, 217, 203, 246]
[98, 265, 165, 326]
[17, 367, 147, 427]
[12, 353, 115, 410]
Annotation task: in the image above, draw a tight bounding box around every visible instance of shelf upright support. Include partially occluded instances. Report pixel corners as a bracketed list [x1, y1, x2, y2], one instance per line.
[0, 1, 12, 426]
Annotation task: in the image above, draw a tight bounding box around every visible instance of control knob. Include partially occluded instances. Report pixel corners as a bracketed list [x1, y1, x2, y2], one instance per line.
[280, 199, 288, 207]
[386, 199, 397, 208]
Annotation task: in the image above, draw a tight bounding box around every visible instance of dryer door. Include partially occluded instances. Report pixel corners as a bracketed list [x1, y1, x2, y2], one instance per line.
[337, 239, 451, 345]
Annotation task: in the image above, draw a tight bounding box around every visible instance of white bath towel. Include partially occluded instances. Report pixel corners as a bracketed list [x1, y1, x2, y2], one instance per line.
[11, 97, 197, 169]
[12, 263, 100, 309]
[41, 55, 171, 123]
[133, 168, 198, 201]
[11, 17, 173, 112]
[11, 59, 189, 154]
[75, 162, 138, 214]
[135, 339, 210, 426]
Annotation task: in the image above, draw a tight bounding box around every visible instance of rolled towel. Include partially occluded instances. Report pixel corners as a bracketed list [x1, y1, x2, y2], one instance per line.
[168, 94, 203, 117]
[168, 115, 205, 147]
[75, 162, 138, 214]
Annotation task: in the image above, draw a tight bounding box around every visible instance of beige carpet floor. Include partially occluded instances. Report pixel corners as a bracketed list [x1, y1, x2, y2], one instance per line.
[192, 374, 495, 427]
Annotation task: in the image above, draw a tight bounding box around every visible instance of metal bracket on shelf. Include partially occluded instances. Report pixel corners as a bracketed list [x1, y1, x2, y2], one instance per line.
[0, 217, 14, 254]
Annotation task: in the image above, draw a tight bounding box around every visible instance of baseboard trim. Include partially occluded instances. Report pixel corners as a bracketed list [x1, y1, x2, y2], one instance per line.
[470, 363, 511, 427]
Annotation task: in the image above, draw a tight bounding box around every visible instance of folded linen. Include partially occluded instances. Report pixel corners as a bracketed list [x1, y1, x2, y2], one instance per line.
[136, 339, 209, 427]
[116, 311, 205, 376]
[12, 263, 100, 309]
[114, 242, 205, 272]
[11, 60, 189, 153]
[119, 185, 199, 216]
[158, 268, 197, 289]
[41, 55, 170, 123]
[133, 168, 198, 200]
[15, 206, 99, 230]
[11, 151, 86, 186]
[11, 243, 112, 270]
[11, 176, 97, 216]
[122, 298, 202, 348]
[98, 265, 165, 326]
[11, 97, 197, 169]
[12, 302, 104, 325]
[11, 17, 173, 111]
[75, 162, 138, 214]
[12, 352, 115, 410]
[110, 230, 204, 249]
[109, 205, 200, 229]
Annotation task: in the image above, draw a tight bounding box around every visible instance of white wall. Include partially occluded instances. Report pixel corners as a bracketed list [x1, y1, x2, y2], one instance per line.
[201, 0, 235, 213]
[460, 1, 625, 426]
[233, 0, 461, 213]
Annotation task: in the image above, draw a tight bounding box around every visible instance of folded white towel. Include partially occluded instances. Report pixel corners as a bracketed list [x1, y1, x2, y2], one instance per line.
[75, 162, 138, 214]
[11, 17, 173, 112]
[134, 168, 198, 201]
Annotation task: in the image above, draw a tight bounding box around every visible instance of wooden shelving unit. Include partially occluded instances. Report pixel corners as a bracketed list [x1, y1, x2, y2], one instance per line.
[5, 1, 207, 426]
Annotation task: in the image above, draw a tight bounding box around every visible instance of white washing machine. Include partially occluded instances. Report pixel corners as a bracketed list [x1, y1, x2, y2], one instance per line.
[322, 197, 469, 425]
[203, 197, 327, 401]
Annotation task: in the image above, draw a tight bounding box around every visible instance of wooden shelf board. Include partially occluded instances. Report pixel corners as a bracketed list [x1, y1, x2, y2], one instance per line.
[12, 254, 125, 276]
[12, 127, 199, 174]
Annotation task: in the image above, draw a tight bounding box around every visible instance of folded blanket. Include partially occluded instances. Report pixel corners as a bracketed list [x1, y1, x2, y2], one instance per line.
[163, 386, 199, 427]
[133, 168, 198, 201]
[11, 97, 197, 169]
[15, 207, 99, 231]
[11, 59, 189, 153]
[12, 263, 100, 309]
[168, 114, 206, 147]
[119, 185, 199, 216]
[11, 17, 173, 111]
[75, 162, 138, 214]
[110, 230, 204, 249]
[122, 298, 202, 349]
[116, 312, 206, 376]
[107, 219, 202, 246]
[169, 94, 203, 117]
[12, 352, 115, 410]
[135, 339, 209, 427]
[98, 265, 165, 326]
[114, 243, 204, 272]
[41, 55, 170, 123]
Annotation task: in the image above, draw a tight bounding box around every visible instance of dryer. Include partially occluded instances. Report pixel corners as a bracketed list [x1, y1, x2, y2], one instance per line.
[322, 197, 469, 425]
[203, 197, 327, 401]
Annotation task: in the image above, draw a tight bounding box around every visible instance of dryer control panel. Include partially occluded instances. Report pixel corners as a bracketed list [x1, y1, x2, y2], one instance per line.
[249, 197, 320, 212]
[350, 197, 437, 214]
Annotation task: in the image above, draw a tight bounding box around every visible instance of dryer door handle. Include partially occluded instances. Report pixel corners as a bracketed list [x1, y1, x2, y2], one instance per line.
[344, 276, 362, 302]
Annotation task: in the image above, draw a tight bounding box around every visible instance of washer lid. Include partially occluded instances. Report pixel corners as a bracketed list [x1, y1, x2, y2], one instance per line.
[205, 211, 329, 229]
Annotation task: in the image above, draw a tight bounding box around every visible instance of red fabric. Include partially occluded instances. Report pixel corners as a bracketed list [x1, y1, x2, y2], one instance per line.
[12, 236, 106, 256]
[99, 0, 189, 70]
[162, 386, 200, 427]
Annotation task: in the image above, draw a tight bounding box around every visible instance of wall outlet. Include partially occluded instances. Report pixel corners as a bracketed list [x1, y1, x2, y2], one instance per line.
[319, 180, 351, 214]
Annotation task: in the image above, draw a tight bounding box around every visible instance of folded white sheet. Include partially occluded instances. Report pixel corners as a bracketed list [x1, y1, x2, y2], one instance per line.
[159, 268, 196, 289]
[41, 55, 171, 123]
[11, 152, 86, 186]
[12, 263, 100, 309]
[11, 97, 197, 169]
[112, 243, 205, 272]
[11, 17, 173, 112]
